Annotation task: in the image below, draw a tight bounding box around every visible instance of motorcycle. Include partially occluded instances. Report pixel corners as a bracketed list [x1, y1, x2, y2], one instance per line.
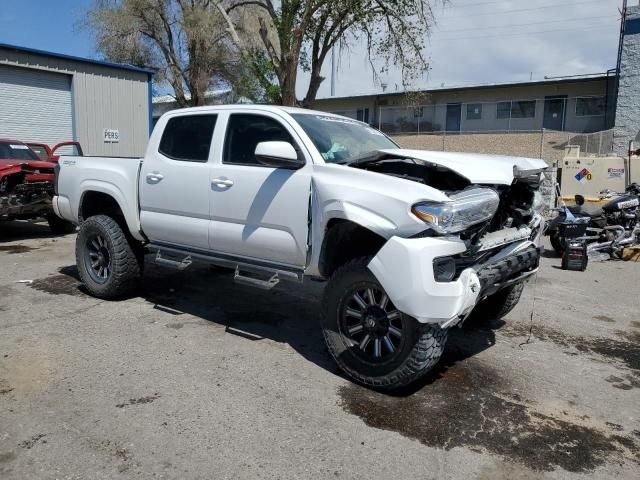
[545, 183, 640, 257]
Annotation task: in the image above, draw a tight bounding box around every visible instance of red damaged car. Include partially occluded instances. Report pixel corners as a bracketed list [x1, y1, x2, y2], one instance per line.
[27, 141, 83, 163]
[0, 139, 75, 233]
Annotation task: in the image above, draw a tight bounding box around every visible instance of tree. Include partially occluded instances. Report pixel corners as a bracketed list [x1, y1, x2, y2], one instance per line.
[87, 0, 438, 107]
[220, 0, 438, 106]
[87, 0, 247, 107]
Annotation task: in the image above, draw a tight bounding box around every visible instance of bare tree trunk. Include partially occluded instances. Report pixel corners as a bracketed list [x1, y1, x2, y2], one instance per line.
[302, 64, 325, 107]
[280, 62, 298, 106]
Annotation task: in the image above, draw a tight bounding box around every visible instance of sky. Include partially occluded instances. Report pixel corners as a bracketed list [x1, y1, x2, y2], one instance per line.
[0, 0, 626, 99]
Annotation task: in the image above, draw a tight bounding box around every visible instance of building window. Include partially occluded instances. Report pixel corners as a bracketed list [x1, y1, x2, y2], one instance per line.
[496, 100, 536, 119]
[575, 96, 605, 117]
[159, 114, 217, 162]
[466, 103, 482, 120]
[497, 102, 511, 119]
[412, 107, 423, 118]
[357, 108, 370, 123]
[511, 100, 536, 118]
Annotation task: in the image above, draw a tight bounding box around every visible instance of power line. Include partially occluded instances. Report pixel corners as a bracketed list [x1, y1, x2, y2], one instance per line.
[434, 14, 619, 33]
[441, 0, 609, 20]
[431, 23, 617, 41]
[444, 0, 612, 8]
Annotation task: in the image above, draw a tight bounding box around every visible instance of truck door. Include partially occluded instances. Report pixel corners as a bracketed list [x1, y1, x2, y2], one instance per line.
[209, 112, 312, 267]
[139, 113, 217, 250]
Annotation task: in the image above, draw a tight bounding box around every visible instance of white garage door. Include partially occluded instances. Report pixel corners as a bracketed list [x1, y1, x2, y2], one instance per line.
[0, 64, 74, 146]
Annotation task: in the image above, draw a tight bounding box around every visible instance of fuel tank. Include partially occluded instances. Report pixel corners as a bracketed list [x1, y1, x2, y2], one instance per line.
[602, 194, 640, 213]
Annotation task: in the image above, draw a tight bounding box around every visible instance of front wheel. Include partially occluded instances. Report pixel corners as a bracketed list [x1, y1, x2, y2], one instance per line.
[472, 282, 525, 321]
[322, 257, 448, 390]
[549, 232, 565, 256]
[76, 215, 142, 299]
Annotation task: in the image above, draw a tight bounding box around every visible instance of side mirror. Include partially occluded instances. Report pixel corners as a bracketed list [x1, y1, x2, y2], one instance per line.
[254, 141, 303, 169]
[574, 194, 585, 206]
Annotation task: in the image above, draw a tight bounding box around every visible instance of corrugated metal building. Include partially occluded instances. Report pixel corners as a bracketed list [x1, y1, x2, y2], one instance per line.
[0, 43, 153, 157]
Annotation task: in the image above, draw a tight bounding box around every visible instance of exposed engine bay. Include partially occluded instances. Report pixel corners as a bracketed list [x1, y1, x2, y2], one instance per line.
[352, 155, 542, 240]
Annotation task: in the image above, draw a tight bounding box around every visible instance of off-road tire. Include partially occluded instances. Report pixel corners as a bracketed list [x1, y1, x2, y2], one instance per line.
[322, 257, 448, 390]
[76, 215, 142, 299]
[549, 232, 565, 256]
[46, 213, 76, 234]
[472, 281, 525, 321]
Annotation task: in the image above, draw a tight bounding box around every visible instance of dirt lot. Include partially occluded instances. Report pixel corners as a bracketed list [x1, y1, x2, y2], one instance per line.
[1, 221, 639, 479]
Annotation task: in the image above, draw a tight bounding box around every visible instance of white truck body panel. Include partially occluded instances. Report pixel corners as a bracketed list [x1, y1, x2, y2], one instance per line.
[378, 149, 548, 185]
[368, 236, 480, 324]
[55, 104, 545, 325]
[55, 156, 144, 241]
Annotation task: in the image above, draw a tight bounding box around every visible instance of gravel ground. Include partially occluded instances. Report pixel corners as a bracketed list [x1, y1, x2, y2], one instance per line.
[0, 220, 638, 479]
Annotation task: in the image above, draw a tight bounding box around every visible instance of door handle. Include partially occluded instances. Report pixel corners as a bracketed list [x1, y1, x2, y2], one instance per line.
[212, 178, 234, 188]
[146, 172, 164, 182]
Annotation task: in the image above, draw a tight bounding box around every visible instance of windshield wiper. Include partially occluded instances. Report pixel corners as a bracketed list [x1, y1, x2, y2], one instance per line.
[336, 151, 387, 166]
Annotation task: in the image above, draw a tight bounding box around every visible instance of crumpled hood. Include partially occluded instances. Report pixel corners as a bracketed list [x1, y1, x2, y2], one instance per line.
[378, 149, 548, 185]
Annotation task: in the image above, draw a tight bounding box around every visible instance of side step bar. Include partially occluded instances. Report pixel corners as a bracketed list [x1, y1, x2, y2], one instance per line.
[154, 251, 192, 270]
[233, 267, 280, 290]
[147, 243, 304, 287]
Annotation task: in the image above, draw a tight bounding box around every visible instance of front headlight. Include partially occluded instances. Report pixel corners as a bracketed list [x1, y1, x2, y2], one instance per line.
[412, 187, 500, 234]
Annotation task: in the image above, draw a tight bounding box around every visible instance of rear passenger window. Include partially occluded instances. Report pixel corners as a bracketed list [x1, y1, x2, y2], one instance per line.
[223, 114, 297, 166]
[159, 115, 217, 162]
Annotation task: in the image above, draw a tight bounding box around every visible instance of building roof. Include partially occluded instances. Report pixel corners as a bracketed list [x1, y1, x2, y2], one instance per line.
[315, 73, 612, 101]
[152, 88, 232, 104]
[0, 42, 154, 75]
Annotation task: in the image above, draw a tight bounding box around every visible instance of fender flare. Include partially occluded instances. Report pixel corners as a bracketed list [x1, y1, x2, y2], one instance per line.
[78, 180, 144, 242]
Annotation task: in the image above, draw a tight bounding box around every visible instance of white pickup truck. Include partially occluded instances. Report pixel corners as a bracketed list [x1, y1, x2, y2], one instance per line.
[54, 105, 546, 389]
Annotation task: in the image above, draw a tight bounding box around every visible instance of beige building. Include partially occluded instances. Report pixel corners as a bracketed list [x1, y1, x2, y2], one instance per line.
[311, 74, 615, 134]
[0, 42, 152, 157]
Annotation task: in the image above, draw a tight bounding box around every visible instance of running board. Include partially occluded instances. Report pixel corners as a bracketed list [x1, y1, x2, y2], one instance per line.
[147, 243, 303, 284]
[233, 267, 279, 290]
[154, 251, 192, 270]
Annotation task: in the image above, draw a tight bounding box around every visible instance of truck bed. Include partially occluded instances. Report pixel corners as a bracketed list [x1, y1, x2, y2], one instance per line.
[54, 155, 145, 241]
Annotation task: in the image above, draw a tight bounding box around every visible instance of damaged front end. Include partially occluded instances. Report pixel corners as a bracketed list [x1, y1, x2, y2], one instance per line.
[361, 153, 545, 327]
[0, 163, 55, 219]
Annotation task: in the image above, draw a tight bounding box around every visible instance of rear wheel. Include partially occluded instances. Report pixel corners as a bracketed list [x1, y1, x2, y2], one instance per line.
[322, 257, 448, 390]
[550, 232, 565, 256]
[76, 215, 142, 299]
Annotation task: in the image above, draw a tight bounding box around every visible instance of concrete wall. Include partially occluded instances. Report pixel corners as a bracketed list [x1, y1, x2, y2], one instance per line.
[614, 5, 640, 155]
[0, 46, 151, 157]
[390, 130, 602, 166]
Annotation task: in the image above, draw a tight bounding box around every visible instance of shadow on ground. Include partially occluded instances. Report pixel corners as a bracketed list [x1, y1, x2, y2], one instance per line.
[39, 259, 500, 386]
[0, 219, 61, 242]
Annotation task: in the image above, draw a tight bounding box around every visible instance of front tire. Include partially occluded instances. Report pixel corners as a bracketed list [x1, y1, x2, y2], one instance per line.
[472, 282, 524, 321]
[76, 215, 142, 299]
[322, 257, 448, 390]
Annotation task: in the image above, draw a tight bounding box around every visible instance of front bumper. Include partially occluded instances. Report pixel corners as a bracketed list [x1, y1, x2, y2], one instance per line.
[368, 236, 540, 326]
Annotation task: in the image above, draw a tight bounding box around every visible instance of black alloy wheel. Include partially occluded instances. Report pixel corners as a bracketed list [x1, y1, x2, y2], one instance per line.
[339, 285, 405, 362]
[84, 233, 112, 284]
